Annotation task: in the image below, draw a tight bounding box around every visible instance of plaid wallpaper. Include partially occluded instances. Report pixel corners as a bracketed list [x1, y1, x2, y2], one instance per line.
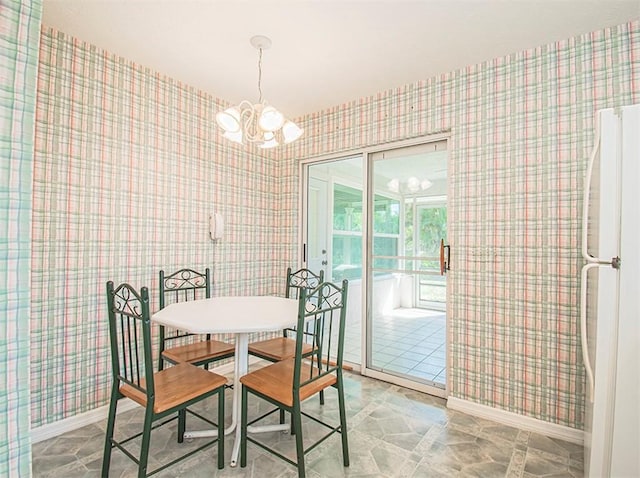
[280, 21, 639, 429]
[22, 17, 639, 436]
[30, 28, 292, 427]
[0, 0, 41, 474]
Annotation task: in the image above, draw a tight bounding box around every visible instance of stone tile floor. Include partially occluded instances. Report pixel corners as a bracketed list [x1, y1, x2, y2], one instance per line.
[32, 372, 583, 477]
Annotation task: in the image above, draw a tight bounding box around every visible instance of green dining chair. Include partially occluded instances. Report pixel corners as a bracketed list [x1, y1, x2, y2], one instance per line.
[102, 281, 226, 477]
[240, 279, 350, 478]
[247, 267, 324, 363]
[158, 267, 234, 371]
[248, 267, 326, 428]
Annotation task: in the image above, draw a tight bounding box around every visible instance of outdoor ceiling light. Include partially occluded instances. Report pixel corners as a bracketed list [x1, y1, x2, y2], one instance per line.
[387, 177, 434, 194]
[215, 35, 303, 148]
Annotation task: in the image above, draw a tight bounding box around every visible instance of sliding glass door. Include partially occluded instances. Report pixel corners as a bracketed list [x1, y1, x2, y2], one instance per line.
[415, 201, 447, 311]
[302, 138, 448, 396]
[367, 141, 448, 395]
[306, 157, 364, 365]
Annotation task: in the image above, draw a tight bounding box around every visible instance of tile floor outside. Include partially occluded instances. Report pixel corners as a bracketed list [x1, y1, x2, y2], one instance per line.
[343, 308, 446, 385]
[32, 372, 583, 478]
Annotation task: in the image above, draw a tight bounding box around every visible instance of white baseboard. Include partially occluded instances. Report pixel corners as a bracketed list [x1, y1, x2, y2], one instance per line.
[31, 397, 138, 444]
[446, 397, 584, 445]
[31, 361, 240, 444]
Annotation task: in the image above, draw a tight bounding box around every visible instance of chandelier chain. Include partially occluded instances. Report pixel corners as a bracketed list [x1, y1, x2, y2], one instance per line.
[257, 47, 263, 104]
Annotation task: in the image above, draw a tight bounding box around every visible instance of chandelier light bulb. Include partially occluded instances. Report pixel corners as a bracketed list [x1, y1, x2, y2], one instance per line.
[387, 178, 400, 193]
[258, 106, 285, 132]
[259, 131, 279, 149]
[407, 177, 420, 192]
[282, 121, 304, 143]
[216, 107, 241, 133]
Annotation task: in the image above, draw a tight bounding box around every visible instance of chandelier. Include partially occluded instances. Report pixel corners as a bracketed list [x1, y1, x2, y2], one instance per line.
[387, 177, 433, 194]
[215, 35, 303, 148]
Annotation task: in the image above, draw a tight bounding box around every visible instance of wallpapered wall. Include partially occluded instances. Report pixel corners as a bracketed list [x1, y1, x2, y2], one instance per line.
[0, 0, 41, 474]
[26, 18, 639, 434]
[31, 27, 293, 428]
[280, 21, 639, 429]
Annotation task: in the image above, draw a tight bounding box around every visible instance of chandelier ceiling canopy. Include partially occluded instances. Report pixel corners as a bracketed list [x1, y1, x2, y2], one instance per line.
[215, 35, 303, 149]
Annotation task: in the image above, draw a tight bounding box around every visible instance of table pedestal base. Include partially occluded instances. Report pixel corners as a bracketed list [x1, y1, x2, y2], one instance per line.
[182, 334, 290, 467]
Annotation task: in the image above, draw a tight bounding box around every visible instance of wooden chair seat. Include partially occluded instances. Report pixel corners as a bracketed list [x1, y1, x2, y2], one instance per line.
[121, 362, 227, 414]
[161, 339, 234, 366]
[240, 358, 336, 408]
[247, 337, 313, 362]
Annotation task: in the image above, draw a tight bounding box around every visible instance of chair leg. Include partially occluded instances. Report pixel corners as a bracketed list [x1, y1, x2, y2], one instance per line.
[337, 376, 349, 467]
[138, 406, 155, 478]
[292, 400, 306, 478]
[316, 351, 325, 406]
[217, 387, 225, 470]
[290, 411, 296, 435]
[101, 383, 120, 477]
[283, 407, 296, 436]
[240, 386, 248, 468]
[178, 409, 186, 443]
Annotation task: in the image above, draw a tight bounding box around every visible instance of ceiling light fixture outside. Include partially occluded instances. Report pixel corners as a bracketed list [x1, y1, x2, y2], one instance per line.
[215, 35, 303, 148]
[387, 177, 433, 194]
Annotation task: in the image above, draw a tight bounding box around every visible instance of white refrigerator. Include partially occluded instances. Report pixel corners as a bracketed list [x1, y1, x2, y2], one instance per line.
[581, 104, 640, 477]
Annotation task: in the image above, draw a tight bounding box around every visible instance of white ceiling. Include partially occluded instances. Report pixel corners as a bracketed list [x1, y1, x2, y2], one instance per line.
[43, 1, 639, 119]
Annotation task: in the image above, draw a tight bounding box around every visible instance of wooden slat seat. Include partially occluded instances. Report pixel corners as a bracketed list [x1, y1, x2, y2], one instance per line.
[162, 340, 235, 367]
[240, 358, 336, 408]
[121, 362, 227, 414]
[247, 337, 313, 362]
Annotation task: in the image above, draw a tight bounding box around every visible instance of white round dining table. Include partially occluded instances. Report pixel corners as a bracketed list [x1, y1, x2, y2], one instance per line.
[151, 295, 299, 467]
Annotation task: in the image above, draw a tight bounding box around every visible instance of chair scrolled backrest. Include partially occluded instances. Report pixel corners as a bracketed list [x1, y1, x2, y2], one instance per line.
[106, 281, 154, 400]
[285, 267, 324, 300]
[159, 267, 212, 346]
[283, 267, 325, 338]
[293, 280, 349, 391]
[159, 267, 211, 309]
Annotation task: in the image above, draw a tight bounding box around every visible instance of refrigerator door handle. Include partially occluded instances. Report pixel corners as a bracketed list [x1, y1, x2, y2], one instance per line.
[580, 261, 600, 403]
[581, 109, 622, 268]
[582, 110, 602, 264]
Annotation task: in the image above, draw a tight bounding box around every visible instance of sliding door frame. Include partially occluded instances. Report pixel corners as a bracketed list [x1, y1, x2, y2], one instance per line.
[299, 132, 451, 397]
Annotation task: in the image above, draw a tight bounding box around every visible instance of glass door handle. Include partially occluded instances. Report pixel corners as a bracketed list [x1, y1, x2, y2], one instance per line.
[440, 239, 450, 275]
